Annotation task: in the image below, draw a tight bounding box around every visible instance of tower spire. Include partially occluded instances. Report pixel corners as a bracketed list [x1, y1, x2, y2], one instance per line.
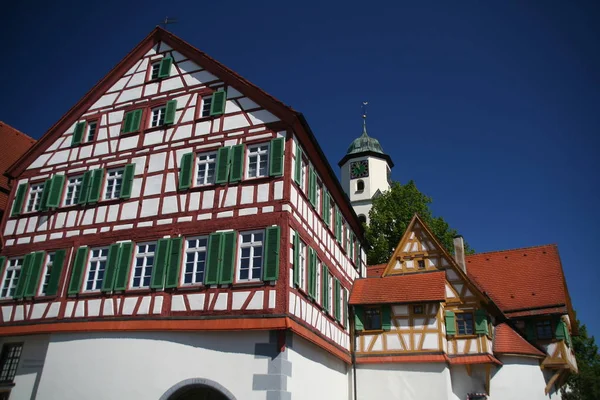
[361, 101, 369, 137]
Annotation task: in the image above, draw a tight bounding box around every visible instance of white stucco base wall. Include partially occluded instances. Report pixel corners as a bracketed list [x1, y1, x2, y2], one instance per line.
[356, 362, 453, 400]
[0, 334, 50, 400]
[490, 356, 562, 400]
[287, 333, 350, 400]
[33, 331, 271, 400]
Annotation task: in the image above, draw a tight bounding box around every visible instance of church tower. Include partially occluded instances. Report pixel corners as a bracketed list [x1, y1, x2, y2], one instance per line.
[339, 106, 393, 225]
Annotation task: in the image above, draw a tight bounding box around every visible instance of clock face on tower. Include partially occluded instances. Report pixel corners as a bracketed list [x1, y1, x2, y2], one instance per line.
[350, 160, 369, 179]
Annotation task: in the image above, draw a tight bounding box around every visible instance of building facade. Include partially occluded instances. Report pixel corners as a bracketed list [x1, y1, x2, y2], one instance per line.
[0, 28, 576, 400]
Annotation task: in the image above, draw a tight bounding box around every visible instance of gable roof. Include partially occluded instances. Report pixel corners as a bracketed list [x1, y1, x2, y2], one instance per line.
[4, 27, 364, 239]
[493, 323, 545, 357]
[0, 122, 35, 210]
[466, 244, 572, 318]
[349, 271, 445, 305]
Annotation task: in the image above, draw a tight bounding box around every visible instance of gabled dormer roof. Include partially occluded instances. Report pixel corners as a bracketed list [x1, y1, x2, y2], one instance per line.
[349, 271, 445, 305]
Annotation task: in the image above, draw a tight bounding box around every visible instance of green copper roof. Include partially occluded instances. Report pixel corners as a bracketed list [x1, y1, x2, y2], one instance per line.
[346, 120, 385, 155]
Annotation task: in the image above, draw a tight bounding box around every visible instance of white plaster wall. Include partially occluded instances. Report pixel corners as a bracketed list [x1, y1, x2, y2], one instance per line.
[449, 364, 487, 400]
[489, 356, 562, 400]
[287, 333, 350, 400]
[0, 334, 50, 400]
[35, 331, 270, 400]
[356, 363, 453, 400]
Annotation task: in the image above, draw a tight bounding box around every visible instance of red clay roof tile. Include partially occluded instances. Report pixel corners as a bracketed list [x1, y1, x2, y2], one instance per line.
[366, 263, 386, 278]
[493, 323, 545, 357]
[357, 354, 447, 364]
[447, 354, 502, 365]
[349, 271, 445, 305]
[466, 244, 567, 313]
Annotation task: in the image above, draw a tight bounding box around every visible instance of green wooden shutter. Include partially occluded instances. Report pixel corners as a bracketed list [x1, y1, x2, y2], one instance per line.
[355, 244, 361, 267]
[475, 309, 489, 335]
[334, 279, 341, 322]
[114, 242, 134, 291]
[323, 266, 330, 312]
[0, 257, 6, 282]
[308, 165, 316, 206]
[555, 320, 567, 340]
[68, 246, 89, 295]
[294, 146, 302, 185]
[10, 183, 28, 217]
[71, 122, 86, 146]
[293, 231, 300, 287]
[165, 237, 183, 289]
[178, 152, 194, 191]
[38, 178, 52, 211]
[46, 175, 66, 208]
[269, 137, 285, 177]
[210, 89, 226, 116]
[355, 306, 365, 331]
[130, 109, 143, 132]
[120, 164, 135, 199]
[215, 147, 231, 184]
[343, 290, 348, 329]
[229, 144, 245, 183]
[14, 253, 34, 299]
[87, 168, 105, 204]
[158, 57, 173, 78]
[101, 244, 121, 293]
[382, 305, 392, 330]
[151, 238, 171, 289]
[263, 226, 280, 281]
[445, 310, 457, 335]
[45, 249, 66, 296]
[307, 248, 315, 299]
[122, 111, 134, 134]
[219, 231, 237, 284]
[24, 252, 45, 297]
[78, 171, 93, 204]
[205, 233, 222, 285]
[164, 100, 177, 125]
[525, 320, 536, 341]
[323, 189, 330, 227]
[335, 208, 342, 243]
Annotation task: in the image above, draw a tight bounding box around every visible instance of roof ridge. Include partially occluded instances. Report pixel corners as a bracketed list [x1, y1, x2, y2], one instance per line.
[0, 121, 36, 142]
[466, 243, 557, 257]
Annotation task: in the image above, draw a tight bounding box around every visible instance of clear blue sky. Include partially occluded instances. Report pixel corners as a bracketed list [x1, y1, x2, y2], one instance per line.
[2, 1, 599, 338]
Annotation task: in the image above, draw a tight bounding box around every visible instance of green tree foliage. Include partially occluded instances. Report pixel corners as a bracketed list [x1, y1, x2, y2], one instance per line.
[561, 320, 600, 400]
[365, 180, 473, 265]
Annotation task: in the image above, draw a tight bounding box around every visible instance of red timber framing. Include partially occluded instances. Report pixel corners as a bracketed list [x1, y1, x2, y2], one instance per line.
[0, 27, 358, 364]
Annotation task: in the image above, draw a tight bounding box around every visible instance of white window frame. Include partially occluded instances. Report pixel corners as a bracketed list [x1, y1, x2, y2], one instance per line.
[25, 183, 45, 213]
[246, 143, 270, 179]
[86, 120, 98, 142]
[84, 247, 108, 292]
[150, 105, 166, 128]
[104, 168, 123, 200]
[64, 175, 83, 206]
[38, 252, 55, 296]
[200, 96, 212, 118]
[182, 236, 208, 286]
[237, 230, 264, 283]
[297, 239, 307, 291]
[299, 158, 307, 192]
[315, 259, 322, 305]
[131, 242, 156, 289]
[0, 258, 23, 299]
[328, 273, 334, 316]
[196, 152, 217, 186]
[150, 61, 161, 79]
[315, 181, 322, 215]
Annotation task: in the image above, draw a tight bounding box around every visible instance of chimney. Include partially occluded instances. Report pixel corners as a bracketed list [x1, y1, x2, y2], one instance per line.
[453, 235, 466, 274]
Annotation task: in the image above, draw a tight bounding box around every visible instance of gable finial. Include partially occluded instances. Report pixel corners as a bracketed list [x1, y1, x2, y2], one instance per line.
[361, 101, 369, 137]
[161, 16, 178, 29]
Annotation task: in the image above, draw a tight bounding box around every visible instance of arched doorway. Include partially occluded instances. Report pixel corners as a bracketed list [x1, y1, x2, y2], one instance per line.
[160, 378, 237, 400]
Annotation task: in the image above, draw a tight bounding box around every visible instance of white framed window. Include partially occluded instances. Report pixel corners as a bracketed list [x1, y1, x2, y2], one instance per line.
[150, 105, 166, 128]
[196, 152, 217, 186]
[237, 230, 264, 282]
[329, 203, 335, 228]
[25, 183, 45, 213]
[297, 239, 307, 291]
[38, 252, 55, 296]
[300, 159, 307, 192]
[200, 96, 212, 117]
[104, 168, 123, 200]
[246, 143, 270, 179]
[84, 247, 108, 292]
[86, 121, 98, 142]
[316, 182, 322, 215]
[0, 258, 23, 298]
[64, 176, 83, 206]
[150, 61, 161, 79]
[328, 273, 334, 316]
[183, 237, 208, 285]
[315, 259, 322, 304]
[131, 242, 156, 289]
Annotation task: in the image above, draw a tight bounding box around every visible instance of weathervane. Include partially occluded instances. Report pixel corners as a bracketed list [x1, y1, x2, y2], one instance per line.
[361, 101, 368, 136]
[161, 16, 178, 29]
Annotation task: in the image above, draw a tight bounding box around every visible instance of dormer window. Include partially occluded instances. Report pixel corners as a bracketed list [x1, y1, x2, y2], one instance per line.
[535, 320, 553, 340]
[364, 306, 382, 331]
[150, 105, 166, 127]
